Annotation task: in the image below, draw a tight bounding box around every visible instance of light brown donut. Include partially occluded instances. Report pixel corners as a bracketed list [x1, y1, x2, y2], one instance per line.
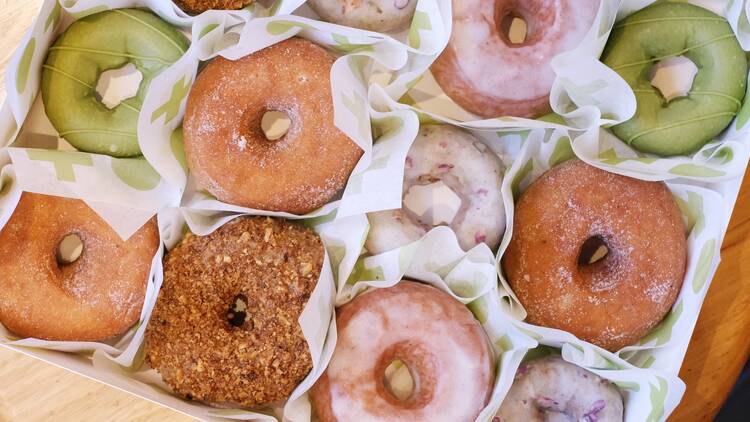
[0, 193, 159, 341]
[311, 281, 494, 421]
[431, 0, 599, 118]
[183, 38, 363, 214]
[502, 160, 687, 351]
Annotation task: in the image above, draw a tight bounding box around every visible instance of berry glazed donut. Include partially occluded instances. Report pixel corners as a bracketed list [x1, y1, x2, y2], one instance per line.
[307, 0, 418, 32]
[502, 160, 687, 351]
[311, 281, 495, 422]
[431, 0, 600, 118]
[497, 356, 624, 422]
[183, 38, 362, 214]
[174, 0, 253, 14]
[601, 2, 747, 156]
[0, 193, 159, 341]
[145, 217, 324, 407]
[366, 125, 505, 254]
[42, 9, 188, 157]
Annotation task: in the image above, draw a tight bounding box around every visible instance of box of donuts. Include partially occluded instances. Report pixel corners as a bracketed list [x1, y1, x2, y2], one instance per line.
[1, 0, 749, 420]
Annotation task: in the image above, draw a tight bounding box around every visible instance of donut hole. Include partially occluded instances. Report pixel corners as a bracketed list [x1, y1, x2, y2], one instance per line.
[57, 233, 83, 265]
[261, 110, 292, 141]
[578, 236, 609, 266]
[226, 294, 249, 328]
[648, 56, 699, 103]
[95, 63, 144, 109]
[383, 359, 416, 401]
[500, 13, 529, 45]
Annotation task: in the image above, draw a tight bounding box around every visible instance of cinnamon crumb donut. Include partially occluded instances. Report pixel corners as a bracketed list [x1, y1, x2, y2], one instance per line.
[183, 38, 362, 214]
[174, 0, 253, 14]
[145, 216, 324, 407]
[502, 160, 687, 351]
[0, 193, 159, 341]
[311, 281, 495, 421]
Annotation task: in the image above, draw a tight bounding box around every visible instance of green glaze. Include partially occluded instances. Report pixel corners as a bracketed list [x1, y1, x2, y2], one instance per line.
[601, 3, 747, 156]
[41, 9, 189, 157]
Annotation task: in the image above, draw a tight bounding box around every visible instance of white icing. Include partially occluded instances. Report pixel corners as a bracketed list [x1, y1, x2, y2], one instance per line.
[326, 290, 490, 421]
[366, 125, 506, 254]
[448, 0, 599, 101]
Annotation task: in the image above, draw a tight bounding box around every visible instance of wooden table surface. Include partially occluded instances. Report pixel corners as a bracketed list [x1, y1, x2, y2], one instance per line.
[2, 0, 750, 421]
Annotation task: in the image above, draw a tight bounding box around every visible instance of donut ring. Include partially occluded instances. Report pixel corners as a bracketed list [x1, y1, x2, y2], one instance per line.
[431, 0, 599, 118]
[307, 0, 417, 32]
[0, 193, 159, 341]
[366, 125, 505, 254]
[502, 160, 687, 351]
[41, 9, 188, 157]
[183, 38, 362, 214]
[174, 0, 253, 14]
[602, 3, 747, 156]
[145, 216, 324, 407]
[311, 281, 494, 422]
[498, 356, 624, 422]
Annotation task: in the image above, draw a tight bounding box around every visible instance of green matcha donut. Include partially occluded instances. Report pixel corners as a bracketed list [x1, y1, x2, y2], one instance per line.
[41, 9, 189, 157]
[601, 2, 747, 156]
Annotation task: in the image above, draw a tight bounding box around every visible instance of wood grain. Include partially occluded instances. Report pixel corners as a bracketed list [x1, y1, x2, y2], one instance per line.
[0, 0, 748, 421]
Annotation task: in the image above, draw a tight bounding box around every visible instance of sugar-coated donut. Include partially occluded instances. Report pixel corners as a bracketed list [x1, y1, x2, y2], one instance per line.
[183, 38, 362, 214]
[366, 125, 505, 254]
[308, 0, 417, 32]
[174, 0, 253, 14]
[497, 356, 624, 422]
[42, 9, 188, 157]
[145, 216, 324, 407]
[431, 0, 599, 118]
[502, 160, 687, 351]
[0, 193, 159, 341]
[601, 3, 747, 156]
[311, 281, 494, 422]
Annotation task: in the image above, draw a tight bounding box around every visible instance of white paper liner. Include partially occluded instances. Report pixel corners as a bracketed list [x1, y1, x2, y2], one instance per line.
[497, 127, 726, 378]
[327, 212, 536, 422]
[140, 1, 451, 225]
[0, 0, 200, 239]
[0, 205, 176, 367]
[501, 340, 686, 422]
[91, 210, 339, 422]
[563, 0, 750, 182]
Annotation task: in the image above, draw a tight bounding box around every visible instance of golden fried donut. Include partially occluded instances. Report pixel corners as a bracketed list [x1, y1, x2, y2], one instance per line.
[431, 0, 599, 118]
[145, 216, 324, 407]
[0, 193, 159, 341]
[502, 160, 687, 351]
[174, 0, 253, 14]
[311, 281, 494, 421]
[183, 38, 362, 214]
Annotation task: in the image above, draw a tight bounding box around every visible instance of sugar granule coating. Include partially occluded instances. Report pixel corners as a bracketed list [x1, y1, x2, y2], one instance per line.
[502, 160, 687, 352]
[145, 216, 323, 407]
[174, 0, 253, 14]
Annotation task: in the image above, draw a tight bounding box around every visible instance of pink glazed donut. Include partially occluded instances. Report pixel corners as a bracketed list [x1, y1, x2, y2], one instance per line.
[431, 0, 600, 118]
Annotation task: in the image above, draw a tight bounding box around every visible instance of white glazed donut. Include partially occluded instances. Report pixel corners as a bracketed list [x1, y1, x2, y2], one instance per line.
[311, 281, 495, 422]
[431, 0, 600, 118]
[366, 125, 505, 254]
[307, 0, 417, 32]
[497, 356, 624, 422]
